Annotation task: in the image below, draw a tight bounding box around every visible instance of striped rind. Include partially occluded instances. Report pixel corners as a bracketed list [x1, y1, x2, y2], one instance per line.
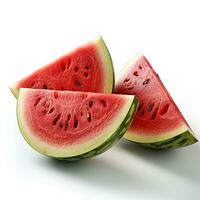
[137, 131, 198, 149]
[124, 122, 197, 143]
[124, 125, 198, 149]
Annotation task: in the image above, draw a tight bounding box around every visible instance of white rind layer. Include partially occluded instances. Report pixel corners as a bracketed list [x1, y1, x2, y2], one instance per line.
[124, 124, 193, 143]
[95, 36, 114, 93]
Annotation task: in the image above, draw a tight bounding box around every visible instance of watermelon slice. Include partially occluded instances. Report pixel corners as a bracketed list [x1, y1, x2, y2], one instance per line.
[115, 54, 197, 149]
[17, 88, 138, 160]
[10, 36, 114, 98]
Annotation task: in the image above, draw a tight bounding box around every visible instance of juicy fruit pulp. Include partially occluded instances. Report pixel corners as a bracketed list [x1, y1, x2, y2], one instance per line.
[115, 54, 197, 149]
[17, 89, 138, 159]
[10, 36, 114, 97]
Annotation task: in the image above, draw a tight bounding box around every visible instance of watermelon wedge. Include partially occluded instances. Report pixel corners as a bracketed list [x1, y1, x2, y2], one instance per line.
[17, 88, 138, 160]
[115, 54, 197, 149]
[10, 36, 114, 98]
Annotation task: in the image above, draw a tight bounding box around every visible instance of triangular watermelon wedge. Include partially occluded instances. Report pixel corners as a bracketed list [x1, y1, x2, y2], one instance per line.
[10, 36, 114, 98]
[115, 54, 197, 149]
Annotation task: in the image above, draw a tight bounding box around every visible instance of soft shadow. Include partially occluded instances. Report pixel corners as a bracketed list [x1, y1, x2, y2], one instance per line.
[34, 143, 200, 199]
[40, 155, 161, 197]
[119, 140, 200, 183]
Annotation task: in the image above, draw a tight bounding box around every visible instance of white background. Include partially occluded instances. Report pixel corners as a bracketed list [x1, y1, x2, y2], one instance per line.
[1, 0, 200, 199]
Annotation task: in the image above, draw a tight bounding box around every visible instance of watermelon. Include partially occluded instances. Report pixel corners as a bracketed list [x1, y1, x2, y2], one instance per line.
[115, 54, 197, 149]
[17, 88, 138, 160]
[10, 36, 114, 98]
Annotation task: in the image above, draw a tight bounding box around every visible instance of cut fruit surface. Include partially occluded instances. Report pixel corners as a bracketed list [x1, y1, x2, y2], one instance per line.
[10, 36, 114, 97]
[115, 54, 197, 149]
[17, 89, 138, 160]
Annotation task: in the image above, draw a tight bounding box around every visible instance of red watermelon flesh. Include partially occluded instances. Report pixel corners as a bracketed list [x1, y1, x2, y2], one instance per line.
[11, 36, 114, 97]
[22, 90, 125, 145]
[115, 54, 195, 143]
[17, 89, 137, 158]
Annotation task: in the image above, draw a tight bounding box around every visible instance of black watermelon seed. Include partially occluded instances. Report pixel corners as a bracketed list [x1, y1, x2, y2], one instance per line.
[143, 79, 150, 85]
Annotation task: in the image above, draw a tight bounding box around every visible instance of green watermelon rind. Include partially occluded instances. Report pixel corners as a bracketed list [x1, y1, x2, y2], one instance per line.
[124, 120, 197, 144]
[135, 130, 198, 150]
[10, 36, 114, 98]
[17, 89, 138, 160]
